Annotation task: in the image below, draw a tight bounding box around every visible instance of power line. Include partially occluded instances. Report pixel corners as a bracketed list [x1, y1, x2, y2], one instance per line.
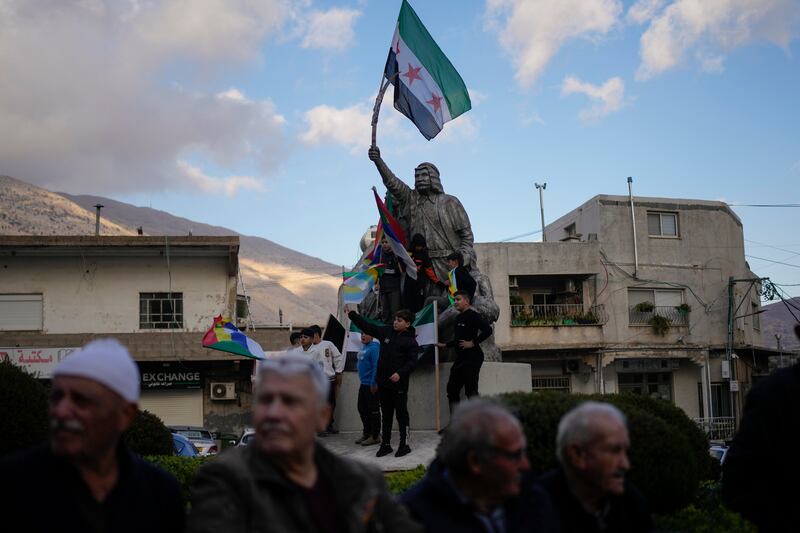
[746, 254, 800, 269]
[498, 228, 542, 242]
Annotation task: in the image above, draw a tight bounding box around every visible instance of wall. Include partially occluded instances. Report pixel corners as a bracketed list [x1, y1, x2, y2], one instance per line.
[1, 254, 233, 333]
[333, 362, 533, 432]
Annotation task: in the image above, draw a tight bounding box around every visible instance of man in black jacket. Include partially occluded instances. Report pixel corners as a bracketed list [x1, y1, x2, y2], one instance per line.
[0, 338, 184, 533]
[401, 399, 558, 532]
[538, 401, 653, 533]
[438, 290, 492, 411]
[347, 307, 418, 458]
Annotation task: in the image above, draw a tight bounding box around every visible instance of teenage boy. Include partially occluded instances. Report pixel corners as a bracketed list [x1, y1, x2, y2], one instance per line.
[310, 325, 344, 435]
[445, 252, 476, 302]
[347, 307, 418, 458]
[355, 333, 381, 446]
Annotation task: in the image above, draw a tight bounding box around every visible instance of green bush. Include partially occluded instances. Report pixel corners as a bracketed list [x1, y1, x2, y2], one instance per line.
[0, 361, 49, 456]
[501, 391, 707, 513]
[124, 410, 173, 456]
[654, 482, 755, 533]
[386, 465, 426, 494]
[145, 455, 215, 502]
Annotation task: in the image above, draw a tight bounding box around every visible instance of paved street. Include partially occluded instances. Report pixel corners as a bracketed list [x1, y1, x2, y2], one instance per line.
[319, 431, 438, 472]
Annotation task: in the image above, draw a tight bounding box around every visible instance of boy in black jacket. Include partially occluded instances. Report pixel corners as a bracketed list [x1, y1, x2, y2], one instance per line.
[437, 291, 492, 411]
[445, 252, 477, 302]
[347, 307, 419, 458]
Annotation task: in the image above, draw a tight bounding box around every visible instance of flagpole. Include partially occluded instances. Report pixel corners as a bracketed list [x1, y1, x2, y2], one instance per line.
[433, 299, 441, 432]
[371, 73, 398, 149]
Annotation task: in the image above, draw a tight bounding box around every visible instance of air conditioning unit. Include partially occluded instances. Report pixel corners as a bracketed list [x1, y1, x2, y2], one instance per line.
[563, 360, 581, 374]
[210, 382, 236, 401]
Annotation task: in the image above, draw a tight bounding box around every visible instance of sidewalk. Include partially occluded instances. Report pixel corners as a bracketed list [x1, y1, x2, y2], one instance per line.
[319, 431, 438, 472]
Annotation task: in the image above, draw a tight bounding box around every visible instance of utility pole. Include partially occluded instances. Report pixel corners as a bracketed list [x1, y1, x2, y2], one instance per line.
[627, 177, 639, 278]
[93, 204, 104, 236]
[535, 182, 546, 242]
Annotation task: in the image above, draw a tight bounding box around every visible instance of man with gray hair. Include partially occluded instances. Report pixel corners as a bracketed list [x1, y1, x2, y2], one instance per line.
[0, 338, 185, 532]
[401, 399, 557, 532]
[538, 401, 652, 533]
[188, 354, 421, 533]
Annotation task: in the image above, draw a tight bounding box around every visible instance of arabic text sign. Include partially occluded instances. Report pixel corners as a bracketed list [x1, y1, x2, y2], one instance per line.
[0, 347, 79, 378]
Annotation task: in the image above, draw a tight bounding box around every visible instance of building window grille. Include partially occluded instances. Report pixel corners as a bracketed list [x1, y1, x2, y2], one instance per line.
[618, 372, 673, 402]
[139, 292, 183, 329]
[532, 375, 571, 392]
[647, 211, 678, 237]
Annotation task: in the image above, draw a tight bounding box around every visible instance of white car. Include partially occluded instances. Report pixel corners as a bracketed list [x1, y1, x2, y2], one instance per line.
[237, 427, 256, 447]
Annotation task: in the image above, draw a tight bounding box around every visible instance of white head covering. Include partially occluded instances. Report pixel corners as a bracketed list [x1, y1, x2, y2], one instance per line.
[54, 338, 140, 403]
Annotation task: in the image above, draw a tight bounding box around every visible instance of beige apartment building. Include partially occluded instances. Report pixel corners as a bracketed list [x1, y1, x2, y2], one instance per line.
[0, 236, 289, 436]
[478, 195, 778, 439]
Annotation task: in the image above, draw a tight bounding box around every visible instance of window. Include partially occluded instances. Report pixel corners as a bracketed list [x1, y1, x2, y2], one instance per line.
[628, 288, 683, 307]
[532, 375, 571, 392]
[140, 292, 183, 329]
[647, 212, 678, 237]
[564, 223, 577, 237]
[0, 294, 43, 331]
[696, 382, 732, 417]
[752, 302, 760, 330]
[618, 372, 672, 401]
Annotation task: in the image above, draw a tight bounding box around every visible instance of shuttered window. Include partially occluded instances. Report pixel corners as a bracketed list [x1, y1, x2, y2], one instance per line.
[0, 294, 43, 331]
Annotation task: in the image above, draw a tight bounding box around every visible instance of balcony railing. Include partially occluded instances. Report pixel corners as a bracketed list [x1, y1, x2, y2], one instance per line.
[628, 306, 690, 326]
[694, 417, 736, 441]
[510, 304, 607, 327]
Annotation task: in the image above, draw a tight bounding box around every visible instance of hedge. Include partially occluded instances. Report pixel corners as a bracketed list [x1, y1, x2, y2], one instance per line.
[500, 391, 709, 513]
[124, 410, 174, 456]
[145, 455, 215, 502]
[0, 361, 49, 456]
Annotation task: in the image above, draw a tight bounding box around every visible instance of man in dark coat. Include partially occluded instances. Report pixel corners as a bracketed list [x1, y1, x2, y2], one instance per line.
[722, 324, 800, 532]
[188, 354, 421, 533]
[438, 290, 492, 411]
[538, 401, 653, 533]
[0, 338, 184, 533]
[402, 399, 558, 532]
[347, 307, 418, 458]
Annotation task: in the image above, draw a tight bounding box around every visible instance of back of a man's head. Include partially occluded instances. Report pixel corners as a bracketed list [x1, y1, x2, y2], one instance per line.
[437, 399, 520, 476]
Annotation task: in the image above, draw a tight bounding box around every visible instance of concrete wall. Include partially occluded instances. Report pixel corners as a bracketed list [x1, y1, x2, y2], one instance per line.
[333, 362, 533, 432]
[1, 254, 234, 333]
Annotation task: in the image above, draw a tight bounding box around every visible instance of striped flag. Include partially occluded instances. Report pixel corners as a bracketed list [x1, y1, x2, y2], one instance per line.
[373, 189, 417, 279]
[342, 265, 384, 305]
[202, 315, 265, 360]
[413, 302, 436, 346]
[384, 0, 471, 140]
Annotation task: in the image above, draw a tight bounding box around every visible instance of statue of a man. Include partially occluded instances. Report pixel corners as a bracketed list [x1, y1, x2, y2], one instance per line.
[368, 145, 474, 283]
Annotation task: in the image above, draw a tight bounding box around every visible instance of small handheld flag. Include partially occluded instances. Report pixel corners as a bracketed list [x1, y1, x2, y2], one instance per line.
[202, 315, 265, 360]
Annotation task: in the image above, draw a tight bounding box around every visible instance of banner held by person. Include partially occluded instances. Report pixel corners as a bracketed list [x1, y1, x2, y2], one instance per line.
[371, 0, 471, 145]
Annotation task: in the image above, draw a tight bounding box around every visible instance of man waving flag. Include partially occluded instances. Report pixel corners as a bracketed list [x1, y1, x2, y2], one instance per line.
[384, 0, 471, 140]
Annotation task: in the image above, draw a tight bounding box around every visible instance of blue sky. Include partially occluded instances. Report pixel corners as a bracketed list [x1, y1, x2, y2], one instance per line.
[1, 0, 798, 298]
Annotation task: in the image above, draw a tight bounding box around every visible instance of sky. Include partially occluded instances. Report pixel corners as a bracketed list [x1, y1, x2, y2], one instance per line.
[1, 0, 799, 300]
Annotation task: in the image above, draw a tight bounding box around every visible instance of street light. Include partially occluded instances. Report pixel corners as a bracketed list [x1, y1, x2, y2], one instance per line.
[535, 182, 546, 242]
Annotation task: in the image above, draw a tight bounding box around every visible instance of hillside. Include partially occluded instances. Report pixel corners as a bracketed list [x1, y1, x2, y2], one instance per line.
[1, 175, 340, 325]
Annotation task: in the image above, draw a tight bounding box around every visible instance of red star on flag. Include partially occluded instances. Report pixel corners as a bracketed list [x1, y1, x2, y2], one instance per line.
[426, 92, 443, 113]
[403, 64, 423, 86]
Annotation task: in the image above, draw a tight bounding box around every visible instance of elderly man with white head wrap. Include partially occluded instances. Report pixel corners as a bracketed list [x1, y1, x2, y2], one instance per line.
[0, 338, 185, 533]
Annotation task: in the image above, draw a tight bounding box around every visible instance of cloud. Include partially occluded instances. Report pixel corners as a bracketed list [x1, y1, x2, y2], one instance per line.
[521, 111, 547, 127]
[299, 7, 361, 50]
[177, 161, 266, 196]
[485, 0, 622, 87]
[561, 76, 626, 122]
[299, 102, 374, 151]
[0, 0, 290, 195]
[468, 89, 489, 105]
[626, 0, 667, 25]
[636, 0, 800, 80]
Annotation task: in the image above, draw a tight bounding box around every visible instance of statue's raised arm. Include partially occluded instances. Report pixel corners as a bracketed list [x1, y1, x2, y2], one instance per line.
[368, 146, 412, 207]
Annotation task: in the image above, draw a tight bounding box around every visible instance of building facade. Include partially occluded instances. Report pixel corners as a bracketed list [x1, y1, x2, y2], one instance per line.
[0, 236, 290, 437]
[478, 195, 774, 439]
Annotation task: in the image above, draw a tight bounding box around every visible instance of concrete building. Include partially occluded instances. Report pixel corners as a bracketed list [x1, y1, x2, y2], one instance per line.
[477, 194, 776, 439]
[0, 236, 290, 437]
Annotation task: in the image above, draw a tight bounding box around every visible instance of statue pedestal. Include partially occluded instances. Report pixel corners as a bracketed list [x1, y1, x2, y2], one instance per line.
[333, 361, 532, 432]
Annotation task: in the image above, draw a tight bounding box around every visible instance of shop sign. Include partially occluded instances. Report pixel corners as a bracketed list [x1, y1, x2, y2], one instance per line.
[0, 347, 78, 378]
[141, 369, 202, 389]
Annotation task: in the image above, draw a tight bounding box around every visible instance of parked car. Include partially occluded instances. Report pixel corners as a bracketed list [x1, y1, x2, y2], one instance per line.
[709, 444, 729, 465]
[172, 432, 200, 457]
[168, 425, 218, 456]
[237, 427, 256, 448]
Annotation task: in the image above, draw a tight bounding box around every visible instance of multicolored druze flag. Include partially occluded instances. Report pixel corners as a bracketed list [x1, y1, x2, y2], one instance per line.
[373, 189, 417, 279]
[384, 0, 471, 140]
[413, 302, 436, 346]
[202, 315, 265, 360]
[342, 265, 384, 305]
[447, 268, 458, 299]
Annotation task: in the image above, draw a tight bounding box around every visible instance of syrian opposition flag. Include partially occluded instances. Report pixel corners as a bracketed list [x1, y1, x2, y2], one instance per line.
[412, 302, 436, 346]
[384, 0, 471, 140]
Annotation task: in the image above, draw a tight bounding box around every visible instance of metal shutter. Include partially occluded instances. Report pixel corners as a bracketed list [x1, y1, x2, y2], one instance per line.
[0, 294, 43, 331]
[139, 389, 203, 427]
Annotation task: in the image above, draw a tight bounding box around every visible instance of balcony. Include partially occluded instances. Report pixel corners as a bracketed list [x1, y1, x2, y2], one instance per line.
[628, 305, 690, 327]
[510, 304, 607, 327]
[694, 417, 735, 441]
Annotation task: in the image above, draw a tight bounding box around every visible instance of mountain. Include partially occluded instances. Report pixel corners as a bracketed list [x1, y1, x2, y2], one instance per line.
[1, 175, 341, 325]
[760, 297, 800, 352]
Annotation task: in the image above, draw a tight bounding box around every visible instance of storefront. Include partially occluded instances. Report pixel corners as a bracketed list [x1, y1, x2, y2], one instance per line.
[138, 362, 204, 426]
